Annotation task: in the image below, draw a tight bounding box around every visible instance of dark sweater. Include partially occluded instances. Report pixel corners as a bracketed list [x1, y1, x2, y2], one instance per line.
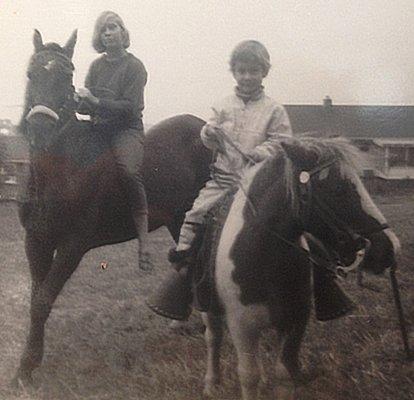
[82, 52, 147, 131]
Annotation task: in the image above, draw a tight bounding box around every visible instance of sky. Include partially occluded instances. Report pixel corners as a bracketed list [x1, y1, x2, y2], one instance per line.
[1, 0, 414, 125]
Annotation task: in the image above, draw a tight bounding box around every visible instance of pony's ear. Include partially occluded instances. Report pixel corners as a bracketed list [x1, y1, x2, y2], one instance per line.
[33, 29, 44, 53]
[63, 30, 77, 59]
[280, 139, 318, 170]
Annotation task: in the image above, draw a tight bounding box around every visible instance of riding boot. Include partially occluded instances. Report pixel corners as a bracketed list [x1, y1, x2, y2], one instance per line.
[133, 212, 151, 270]
[146, 222, 203, 320]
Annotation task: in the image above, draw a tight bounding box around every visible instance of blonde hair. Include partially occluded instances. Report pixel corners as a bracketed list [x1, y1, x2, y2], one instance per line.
[230, 40, 271, 76]
[92, 11, 130, 53]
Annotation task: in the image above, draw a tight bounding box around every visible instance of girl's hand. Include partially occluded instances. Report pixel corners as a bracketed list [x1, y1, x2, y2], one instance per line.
[76, 88, 99, 106]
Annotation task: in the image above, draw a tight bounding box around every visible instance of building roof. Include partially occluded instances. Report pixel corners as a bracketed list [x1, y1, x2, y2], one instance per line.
[285, 102, 414, 138]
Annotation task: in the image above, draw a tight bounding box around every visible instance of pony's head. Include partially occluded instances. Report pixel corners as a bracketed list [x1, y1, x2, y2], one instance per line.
[280, 137, 400, 274]
[21, 30, 77, 148]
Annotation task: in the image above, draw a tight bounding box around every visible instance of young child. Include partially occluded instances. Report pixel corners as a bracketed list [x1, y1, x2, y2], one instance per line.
[147, 40, 292, 320]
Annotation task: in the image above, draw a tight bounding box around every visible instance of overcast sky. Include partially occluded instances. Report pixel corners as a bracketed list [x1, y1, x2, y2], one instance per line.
[1, 0, 413, 125]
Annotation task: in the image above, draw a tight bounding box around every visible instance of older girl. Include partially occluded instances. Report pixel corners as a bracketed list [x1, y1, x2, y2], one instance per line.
[77, 11, 149, 267]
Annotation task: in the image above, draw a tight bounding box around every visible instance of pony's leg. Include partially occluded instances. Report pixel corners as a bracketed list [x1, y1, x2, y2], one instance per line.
[202, 312, 224, 397]
[228, 319, 261, 400]
[280, 312, 310, 386]
[13, 234, 55, 385]
[15, 238, 86, 383]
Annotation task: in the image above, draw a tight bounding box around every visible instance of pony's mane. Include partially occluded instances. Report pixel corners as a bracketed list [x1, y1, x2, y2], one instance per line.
[296, 136, 365, 175]
[244, 136, 365, 219]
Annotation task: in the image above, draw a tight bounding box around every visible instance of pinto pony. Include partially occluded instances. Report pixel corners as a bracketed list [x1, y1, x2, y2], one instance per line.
[202, 138, 400, 400]
[14, 30, 211, 384]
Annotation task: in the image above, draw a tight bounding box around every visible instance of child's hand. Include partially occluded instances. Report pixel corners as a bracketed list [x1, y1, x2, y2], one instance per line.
[204, 124, 226, 153]
[246, 148, 267, 163]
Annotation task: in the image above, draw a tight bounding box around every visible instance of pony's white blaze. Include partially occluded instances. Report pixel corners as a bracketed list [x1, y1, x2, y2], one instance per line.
[215, 163, 270, 328]
[347, 166, 401, 256]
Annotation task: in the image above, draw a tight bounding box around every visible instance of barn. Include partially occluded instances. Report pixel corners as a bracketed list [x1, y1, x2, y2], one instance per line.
[285, 97, 414, 188]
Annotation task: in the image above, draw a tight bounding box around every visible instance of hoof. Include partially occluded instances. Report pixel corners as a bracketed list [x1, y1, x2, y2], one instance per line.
[169, 320, 187, 330]
[275, 384, 296, 400]
[293, 367, 323, 386]
[11, 371, 33, 390]
[203, 379, 220, 398]
[139, 252, 153, 271]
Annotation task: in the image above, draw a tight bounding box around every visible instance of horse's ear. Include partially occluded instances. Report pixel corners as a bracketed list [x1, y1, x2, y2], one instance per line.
[33, 29, 44, 53]
[280, 139, 318, 170]
[63, 30, 77, 59]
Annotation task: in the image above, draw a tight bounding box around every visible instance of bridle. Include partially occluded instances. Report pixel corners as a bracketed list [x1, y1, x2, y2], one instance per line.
[296, 156, 389, 275]
[25, 50, 76, 139]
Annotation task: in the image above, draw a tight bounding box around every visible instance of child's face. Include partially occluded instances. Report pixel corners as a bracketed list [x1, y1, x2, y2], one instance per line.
[232, 61, 266, 95]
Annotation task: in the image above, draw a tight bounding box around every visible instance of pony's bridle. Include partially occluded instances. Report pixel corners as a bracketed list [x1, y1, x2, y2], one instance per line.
[297, 157, 389, 274]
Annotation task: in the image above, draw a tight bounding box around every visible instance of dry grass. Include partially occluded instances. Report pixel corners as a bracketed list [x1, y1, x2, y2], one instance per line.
[0, 190, 413, 400]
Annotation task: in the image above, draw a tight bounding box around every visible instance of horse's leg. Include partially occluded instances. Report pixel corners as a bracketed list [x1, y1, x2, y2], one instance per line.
[14, 234, 55, 385]
[228, 317, 261, 400]
[15, 237, 87, 384]
[201, 312, 224, 397]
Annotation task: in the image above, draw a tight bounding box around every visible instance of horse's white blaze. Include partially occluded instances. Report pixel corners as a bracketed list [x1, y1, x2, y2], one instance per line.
[349, 167, 401, 256]
[216, 162, 271, 330]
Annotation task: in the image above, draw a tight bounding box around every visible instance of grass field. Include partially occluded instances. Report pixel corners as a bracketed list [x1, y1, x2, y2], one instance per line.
[0, 191, 413, 400]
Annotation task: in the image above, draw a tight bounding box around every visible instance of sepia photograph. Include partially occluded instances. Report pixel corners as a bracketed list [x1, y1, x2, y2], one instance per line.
[0, 1, 413, 399]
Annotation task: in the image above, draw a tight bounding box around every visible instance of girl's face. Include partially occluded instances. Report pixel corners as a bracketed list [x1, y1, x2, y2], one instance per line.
[232, 60, 266, 95]
[100, 18, 124, 51]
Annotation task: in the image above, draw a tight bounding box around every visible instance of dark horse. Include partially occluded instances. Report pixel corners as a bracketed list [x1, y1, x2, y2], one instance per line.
[14, 30, 211, 384]
[201, 138, 400, 399]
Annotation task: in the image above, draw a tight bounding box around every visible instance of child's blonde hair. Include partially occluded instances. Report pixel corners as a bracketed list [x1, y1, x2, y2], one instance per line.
[230, 40, 271, 76]
[92, 11, 130, 53]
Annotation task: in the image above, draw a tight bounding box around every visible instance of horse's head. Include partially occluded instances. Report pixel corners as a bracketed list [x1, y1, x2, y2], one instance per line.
[22, 30, 77, 149]
[281, 137, 401, 274]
